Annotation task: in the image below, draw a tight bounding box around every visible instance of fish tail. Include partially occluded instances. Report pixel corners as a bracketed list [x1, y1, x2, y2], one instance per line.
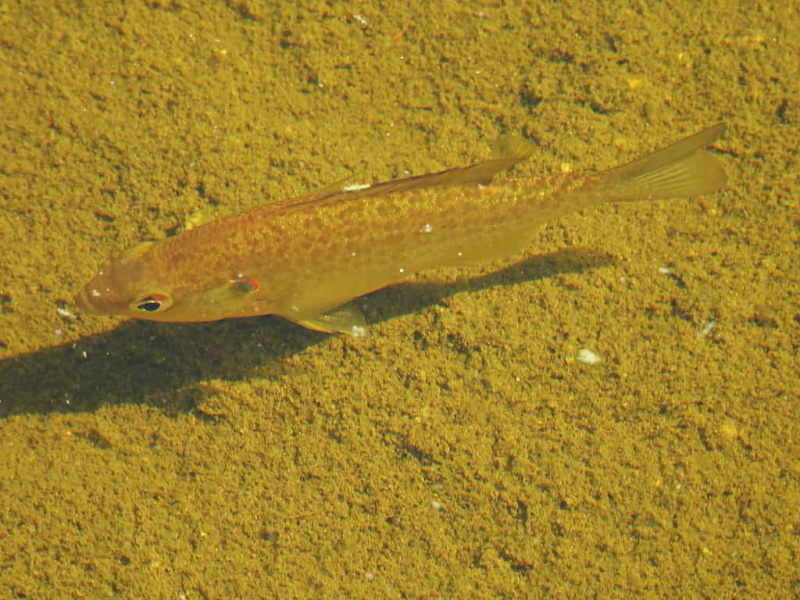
[576, 123, 728, 206]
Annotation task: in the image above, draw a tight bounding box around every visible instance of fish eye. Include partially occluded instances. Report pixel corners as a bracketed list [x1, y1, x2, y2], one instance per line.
[131, 293, 173, 313]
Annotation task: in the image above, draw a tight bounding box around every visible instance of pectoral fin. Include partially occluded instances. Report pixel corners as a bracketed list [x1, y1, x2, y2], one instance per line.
[288, 304, 368, 337]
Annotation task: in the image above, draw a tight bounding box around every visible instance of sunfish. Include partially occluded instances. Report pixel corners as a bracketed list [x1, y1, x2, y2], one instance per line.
[75, 124, 727, 336]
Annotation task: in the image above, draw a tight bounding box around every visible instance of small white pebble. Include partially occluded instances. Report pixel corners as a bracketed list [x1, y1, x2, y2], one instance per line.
[576, 348, 602, 365]
[658, 266, 672, 275]
[430, 500, 442, 511]
[364, 572, 375, 582]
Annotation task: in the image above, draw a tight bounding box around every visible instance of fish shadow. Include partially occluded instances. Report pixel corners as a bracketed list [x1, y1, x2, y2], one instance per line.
[0, 248, 611, 417]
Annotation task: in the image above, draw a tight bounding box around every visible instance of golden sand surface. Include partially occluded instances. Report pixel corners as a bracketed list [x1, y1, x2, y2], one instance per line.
[1, 1, 797, 597]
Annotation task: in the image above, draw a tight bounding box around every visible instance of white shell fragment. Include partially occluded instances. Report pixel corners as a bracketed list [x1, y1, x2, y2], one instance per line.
[576, 348, 602, 365]
[698, 320, 717, 337]
[56, 307, 76, 321]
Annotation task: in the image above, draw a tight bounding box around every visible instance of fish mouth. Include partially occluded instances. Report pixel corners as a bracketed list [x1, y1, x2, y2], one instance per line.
[74, 286, 93, 313]
[75, 285, 113, 315]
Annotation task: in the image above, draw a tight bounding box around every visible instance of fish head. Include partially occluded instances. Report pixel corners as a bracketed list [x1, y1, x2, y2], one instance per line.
[75, 240, 262, 322]
[75, 241, 178, 320]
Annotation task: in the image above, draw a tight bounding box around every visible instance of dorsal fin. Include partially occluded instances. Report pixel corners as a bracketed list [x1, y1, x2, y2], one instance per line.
[273, 135, 535, 214]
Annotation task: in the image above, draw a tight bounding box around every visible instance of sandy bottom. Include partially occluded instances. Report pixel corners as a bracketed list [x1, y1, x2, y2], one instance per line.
[1, 1, 797, 597]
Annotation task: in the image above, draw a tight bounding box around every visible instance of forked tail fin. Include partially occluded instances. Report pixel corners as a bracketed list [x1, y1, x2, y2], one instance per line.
[577, 123, 728, 205]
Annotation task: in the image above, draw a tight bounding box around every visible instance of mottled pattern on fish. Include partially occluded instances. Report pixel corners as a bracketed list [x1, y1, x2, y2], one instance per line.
[76, 124, 727, 334]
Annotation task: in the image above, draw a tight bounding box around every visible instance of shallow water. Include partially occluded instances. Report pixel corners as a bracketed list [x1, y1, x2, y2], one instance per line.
[1, 1, 798, 597]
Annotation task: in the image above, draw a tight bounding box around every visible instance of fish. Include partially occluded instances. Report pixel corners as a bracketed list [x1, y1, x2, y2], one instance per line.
[75, 124, 727, 336]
